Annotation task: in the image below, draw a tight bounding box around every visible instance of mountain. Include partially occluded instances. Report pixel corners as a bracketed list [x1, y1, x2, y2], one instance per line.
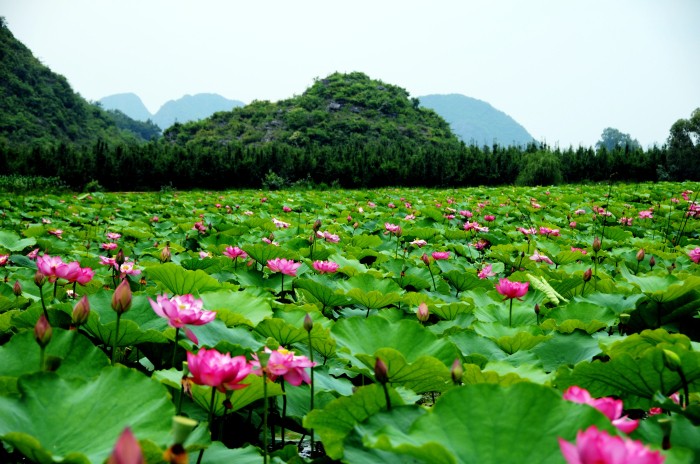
[419, 94, 534, 146]
[99, 93, 152, 122]
[163, 71, 461, 152]
[152, 93, 245, 129]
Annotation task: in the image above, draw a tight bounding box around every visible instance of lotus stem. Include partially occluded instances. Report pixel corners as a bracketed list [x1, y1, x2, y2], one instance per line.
[508, 298, 514, 328]
[172, 328, 179, 368]
[196, 387, 217, 464]
[679, 368, 689, 409]
[263, 371, 269, 464]
[39, 291, 49, 320]
[39, 346, 46, 371]
[280, 379, 286, 445]
[307, 330, 315, 455]
[382, 384, 392, 411]
[111, 313, 121, 365]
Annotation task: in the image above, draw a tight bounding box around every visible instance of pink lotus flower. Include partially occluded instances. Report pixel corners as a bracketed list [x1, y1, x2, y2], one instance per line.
[272, 218, 290, 228]
[431, 251, 450, 260]
[186, 347, 252, 392]
[223, 246, 247, 260]
[149, 293, 216, 343]
[517, 227, 537, 236]
[75, 267, 95, 285]
[267, 258, 301, 276]
[563, 386, 639, 433]
[282, 205, 292, 212]
[101, 242, 118, 250]
[571, 247, 587, 255]
[27, 248, 39, 260]
[37, 254, 66, 283]
[688, 247, 700, 264]
[404, 214, 416, 221]
[559, 426, 664, 464]
[638, 210, 654, 219]
[119, 261, 141, 278]
[100, 256, 117, 267]
[56, 261, 81, 282]
[530, 250, 554, 265]
[484, 215, 496, 222]
[569, 221, 577, 228]
[313, 260, 339, 274]
[464, 221, 480, 231]
[198, 251, 211, 259]
[459, 210, 473, 218]
[0, 254, 8, 267]
[478, 264, 495, 279]
[411, 239, 428, 247]
[539, 226, 560, 237]
[495, 278, 529, 300]
[322, 231, 340, 243]
[252, 346, 316, 386]
[106, 232, 121, 241]
[48, 229, 63, 239]
[385, 223, 401, 234]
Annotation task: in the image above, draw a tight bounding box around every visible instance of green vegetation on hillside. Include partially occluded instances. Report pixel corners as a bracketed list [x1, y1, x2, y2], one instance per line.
[0, 18, 149, 147]
[163, 72, 460, 151]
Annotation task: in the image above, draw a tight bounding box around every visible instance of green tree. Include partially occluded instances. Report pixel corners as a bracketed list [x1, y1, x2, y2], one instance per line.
[595, 127, 641, 152]
[666, 108, 700, 180]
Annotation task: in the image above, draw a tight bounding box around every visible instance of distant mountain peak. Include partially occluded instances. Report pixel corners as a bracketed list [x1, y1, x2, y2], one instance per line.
[99, 93, 153, 123]
[419, 94, 534, 146]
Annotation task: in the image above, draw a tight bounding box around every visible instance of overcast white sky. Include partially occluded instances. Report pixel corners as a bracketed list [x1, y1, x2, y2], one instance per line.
[2, 0, 699, 147]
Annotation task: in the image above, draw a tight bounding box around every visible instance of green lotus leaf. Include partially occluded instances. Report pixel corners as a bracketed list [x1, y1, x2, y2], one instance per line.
[337, 273, 403, 294]
[431, 301, 473, 321]
[459, 363, 528, 386]
[333, 316, 459, 367]
[483, 359, 551, 384]
[448, 329, 507, 361]
[544, 300, 618, 326]
[578, 292, 645, 314]
[444, 270, 490, 295]
[198, 442, 263, 464]
[346, 288, 402, 311]
[531, 331, 603, 372]
[540, 318, 609, 334]
[556, 348, 700, 399]
[355, 347, 452, 393]
[180, 318, 263, 353]
[360, 382, 616, 464]
[200, 289, 272, 327]
[603, 329, 692, 359]
[0, 366, 174, 464]
[343, 406, 439, 464]
[242, 243, 299, 267]
[254, 318, 307, 346]
[0, 329, 109, 393]
[303, 383, 407, 460]
[495, 332, 551, 355]
[294, 277, 351, 310]
[146, 262, 223, 294]
[0, 230, 36, 252]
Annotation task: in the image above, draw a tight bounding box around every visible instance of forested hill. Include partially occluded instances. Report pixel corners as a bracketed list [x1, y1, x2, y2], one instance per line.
[162, 72, 463, 151]
[0, 19, 148, 147]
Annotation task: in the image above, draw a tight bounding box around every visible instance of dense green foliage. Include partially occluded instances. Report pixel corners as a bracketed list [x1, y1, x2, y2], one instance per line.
[0, 20, 150, 147]
[104, 108, 161, 141]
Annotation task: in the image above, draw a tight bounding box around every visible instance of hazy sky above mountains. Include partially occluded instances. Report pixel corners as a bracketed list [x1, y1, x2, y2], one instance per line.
[2, 0, 699, 148]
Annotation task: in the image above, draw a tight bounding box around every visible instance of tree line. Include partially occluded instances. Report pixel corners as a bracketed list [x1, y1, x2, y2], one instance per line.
[0, 135, 695, 191]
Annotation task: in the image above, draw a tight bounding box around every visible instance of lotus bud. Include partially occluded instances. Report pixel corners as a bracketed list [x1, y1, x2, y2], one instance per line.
[583, 268, 592, 282]
[534, 304, 540, 315]
[108, 427, 143, 464]
[115, 248, 125, 266]
[160, 245, 171, 263]
[303, 313, 314, 332]
[353, 222, 359, 230]
[111, 279, 132, 315]
[34, 270, 46, 288]
[374, 357, 389, 385]
[619, 313, 631, 324]
[636, 248, 645, 262]
[171, 416, 198, 445]
[663, 349, 682, 372]
[649, 256, 656, 269]
[451, 358, 463, 385]
[394, 226, 403, 237]
[34, 314, 52, 348]
[592, 236, 602, 253]
[658, 418, 672, 450]
[416, 302, 429, 322]
[72, 295, 91, 325]
[421, 253, 430, 266]
[313, 219, 322, 232]
[12, 280, 22, 296]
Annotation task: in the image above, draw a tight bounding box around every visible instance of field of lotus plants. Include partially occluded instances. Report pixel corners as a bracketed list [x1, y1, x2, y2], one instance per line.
[1, 182, 699, 463]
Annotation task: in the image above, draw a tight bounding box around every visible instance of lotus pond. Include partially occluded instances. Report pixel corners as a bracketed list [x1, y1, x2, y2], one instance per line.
[0, 182, 699, 463]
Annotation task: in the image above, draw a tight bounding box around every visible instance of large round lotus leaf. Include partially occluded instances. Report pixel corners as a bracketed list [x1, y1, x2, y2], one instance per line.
[0, 328, 109, 392]
[0, 366, 174, 463]
[362, 382, 617, 464]
[332, 315, 459, 366]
